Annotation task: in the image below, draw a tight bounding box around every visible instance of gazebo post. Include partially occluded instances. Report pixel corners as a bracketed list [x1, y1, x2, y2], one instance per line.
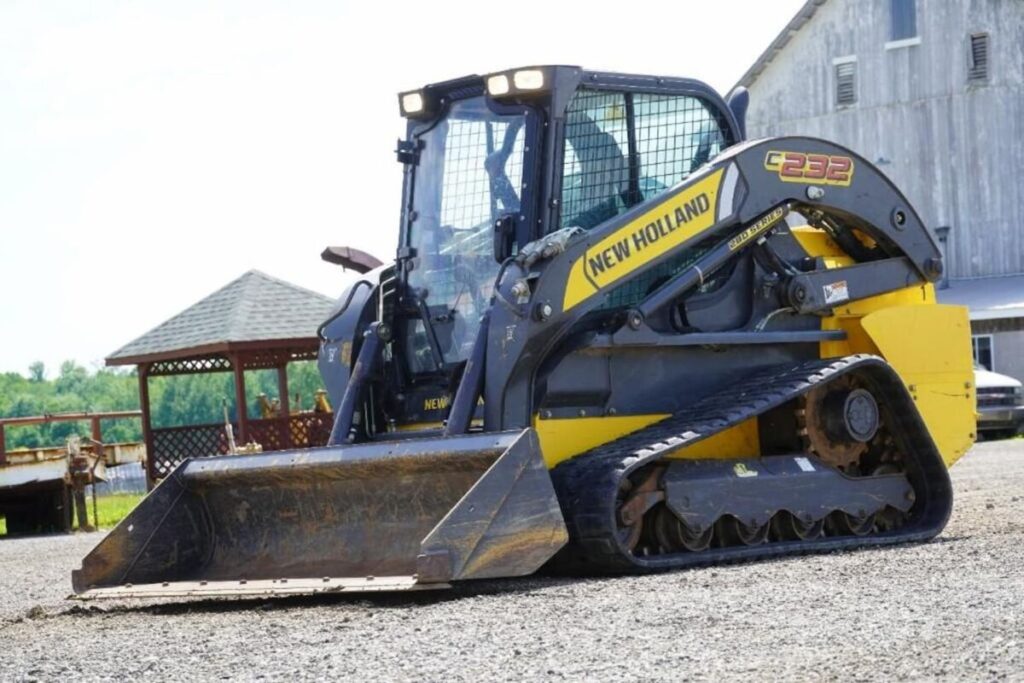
[232, 354, 249, 443]
[277, 362, 292, 448]
[138, 363, 155, 488]
[277, 364, 291, 416]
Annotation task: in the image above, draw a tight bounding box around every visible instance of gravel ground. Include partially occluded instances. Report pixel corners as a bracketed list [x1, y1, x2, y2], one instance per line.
[1, 440, 1022, 681]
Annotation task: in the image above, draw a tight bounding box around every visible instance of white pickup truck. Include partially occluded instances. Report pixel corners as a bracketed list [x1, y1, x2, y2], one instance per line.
[975, 366, 1024, 440]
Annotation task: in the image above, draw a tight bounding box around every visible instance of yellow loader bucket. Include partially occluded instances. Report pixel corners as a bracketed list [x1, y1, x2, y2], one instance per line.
[72, 429, 567, 599]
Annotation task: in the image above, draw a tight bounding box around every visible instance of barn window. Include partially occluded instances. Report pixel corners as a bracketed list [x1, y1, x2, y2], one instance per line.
[835, 60, 857, 106]
[968, 33, 989, 81]
[890, 0, 917, 41]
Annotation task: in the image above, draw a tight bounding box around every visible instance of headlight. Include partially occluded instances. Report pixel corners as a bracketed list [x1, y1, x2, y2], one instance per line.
[398, 90, 437, 120]
[400, 92, 424, 116]
[486, 67, 552, 100]
[486, 74, 510, 96]
[512, 69, 545, 90]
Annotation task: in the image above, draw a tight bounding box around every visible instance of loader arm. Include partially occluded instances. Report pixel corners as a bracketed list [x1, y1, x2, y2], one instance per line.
[484, 136, 943, 431]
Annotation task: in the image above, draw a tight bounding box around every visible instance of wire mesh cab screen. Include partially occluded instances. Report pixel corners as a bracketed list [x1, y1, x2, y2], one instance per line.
[440, 117, 525, 230]
[560, 89, 729, 230]
[559, 88, 732, 309]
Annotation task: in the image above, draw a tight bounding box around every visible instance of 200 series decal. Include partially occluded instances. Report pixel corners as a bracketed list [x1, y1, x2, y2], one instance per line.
[764, 151, 854, 187]
[727, 207, 787, 251]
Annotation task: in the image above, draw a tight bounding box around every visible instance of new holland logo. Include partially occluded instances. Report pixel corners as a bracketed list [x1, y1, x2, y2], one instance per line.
[584, 193, 711, 280]
[764, 150, 854, 187]
[423, 395, 451, 411]
[562, 168, 724, 311]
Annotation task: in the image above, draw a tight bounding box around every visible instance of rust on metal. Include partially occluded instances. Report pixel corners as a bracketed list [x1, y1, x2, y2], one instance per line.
[616, 466, 665, 549]
[0, 410, 142, 428]
[72, 429, 568, 598]
[799, 375, 868, 470]
[1, 410, 143, 472]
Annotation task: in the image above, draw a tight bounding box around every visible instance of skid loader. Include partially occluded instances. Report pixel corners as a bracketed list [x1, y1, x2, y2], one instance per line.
[74, 66, 975, 599]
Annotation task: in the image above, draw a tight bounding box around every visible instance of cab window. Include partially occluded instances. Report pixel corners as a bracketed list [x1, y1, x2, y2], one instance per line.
[560, 89, 730, 231]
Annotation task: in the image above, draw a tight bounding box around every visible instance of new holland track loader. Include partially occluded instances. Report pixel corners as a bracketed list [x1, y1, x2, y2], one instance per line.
[74, 66, 975, 599]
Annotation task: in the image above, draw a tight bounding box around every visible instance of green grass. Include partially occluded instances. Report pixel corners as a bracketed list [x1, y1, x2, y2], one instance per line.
[92, 493, 144, 529]
[0, 492, 144, 535]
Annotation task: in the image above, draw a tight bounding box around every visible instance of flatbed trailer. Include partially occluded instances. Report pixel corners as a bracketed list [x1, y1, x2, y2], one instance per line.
[0, 411, 145, 534]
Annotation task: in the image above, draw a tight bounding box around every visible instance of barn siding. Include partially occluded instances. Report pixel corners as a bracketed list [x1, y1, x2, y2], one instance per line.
[743, 0, 1024, 278]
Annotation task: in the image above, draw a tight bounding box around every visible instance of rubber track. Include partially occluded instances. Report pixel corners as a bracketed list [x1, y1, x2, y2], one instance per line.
[549, 354, 954, 573]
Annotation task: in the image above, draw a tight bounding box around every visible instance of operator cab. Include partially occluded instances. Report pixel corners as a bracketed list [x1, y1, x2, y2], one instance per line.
[323, 66, 746, 432]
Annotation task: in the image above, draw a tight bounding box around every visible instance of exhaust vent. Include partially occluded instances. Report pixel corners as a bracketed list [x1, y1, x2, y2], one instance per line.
[835, 60, 857, 106]
[968, 33, 989, 81]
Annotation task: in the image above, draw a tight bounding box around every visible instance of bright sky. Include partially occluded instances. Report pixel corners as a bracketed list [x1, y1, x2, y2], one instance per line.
[0, 0, 805, 376]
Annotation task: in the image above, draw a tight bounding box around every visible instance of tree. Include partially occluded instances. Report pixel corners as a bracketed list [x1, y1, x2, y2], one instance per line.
[56, 360, 89, 395]
[28, 361, 45, 383]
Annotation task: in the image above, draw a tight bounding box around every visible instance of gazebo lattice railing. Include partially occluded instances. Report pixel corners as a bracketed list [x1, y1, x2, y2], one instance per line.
[140, 346, 333, 482]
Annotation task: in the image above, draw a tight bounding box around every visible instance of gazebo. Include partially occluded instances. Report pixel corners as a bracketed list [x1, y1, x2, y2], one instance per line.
[107, 270, 337, 485]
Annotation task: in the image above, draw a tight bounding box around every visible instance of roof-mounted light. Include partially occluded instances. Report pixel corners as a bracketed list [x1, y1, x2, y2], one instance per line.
[400, 91, 424, 116]
[485, 67, 552, 100]
[398, 90, 434, 119]
[512, 69, 544, 90]
[486, 74, 510, 96]
[398, 89, 443, 120]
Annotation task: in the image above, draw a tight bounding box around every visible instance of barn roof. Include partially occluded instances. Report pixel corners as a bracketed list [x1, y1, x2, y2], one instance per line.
[735, 0, 829, 90]
[937, 276, 1024, 321]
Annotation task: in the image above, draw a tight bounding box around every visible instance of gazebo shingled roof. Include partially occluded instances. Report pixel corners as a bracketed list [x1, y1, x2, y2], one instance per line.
[107, 270, 336, 366]
[108, 270, 338, 484]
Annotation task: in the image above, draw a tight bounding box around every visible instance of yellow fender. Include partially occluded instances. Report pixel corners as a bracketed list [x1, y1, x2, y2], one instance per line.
[861, 304, 976, 466]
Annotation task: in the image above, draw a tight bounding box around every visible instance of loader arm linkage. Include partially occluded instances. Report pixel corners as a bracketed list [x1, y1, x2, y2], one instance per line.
[484, 136, 943, 433]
